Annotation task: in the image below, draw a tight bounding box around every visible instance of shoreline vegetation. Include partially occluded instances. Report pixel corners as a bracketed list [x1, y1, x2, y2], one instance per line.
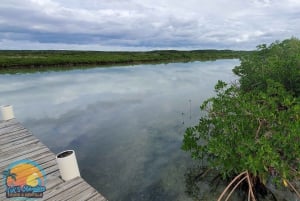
[0, 50, 253, 74]
[182, 38, 300, 200]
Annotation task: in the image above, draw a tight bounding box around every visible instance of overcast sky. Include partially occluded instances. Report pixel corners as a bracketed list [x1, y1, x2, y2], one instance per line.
[0, 0, 300, 50]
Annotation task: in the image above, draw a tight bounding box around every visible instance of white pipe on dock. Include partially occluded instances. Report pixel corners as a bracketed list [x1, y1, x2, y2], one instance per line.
[1, 105, 15, 120]
[56, 150, 81, 181]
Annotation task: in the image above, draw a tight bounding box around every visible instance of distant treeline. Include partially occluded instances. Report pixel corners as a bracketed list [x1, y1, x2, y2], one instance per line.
[0, 50, 253, 73]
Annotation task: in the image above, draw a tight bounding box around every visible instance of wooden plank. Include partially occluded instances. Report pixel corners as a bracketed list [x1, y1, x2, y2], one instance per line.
[44, 172, 64, 191]
[0, 150, 54, 170]
[1, 135, 38, 149]
[44, 179, 91, 200]
[0, 142, 48, 160]
[0, 124, 26, 135]
[27, 151, 56, 165]
[0, 146, 50, 167]
[0, 193, 6, 200]
[87, 193, 107, 201]
[0, 129, 31, 145]
[70, 182, 107, 201]
[0, 138, 41, 153]
[0, 128, 29, 140]
[43, 177, 84, 200]
[0, 137, 43, 155]
[0, 123, 25, 133]
[65, 183, 99, 201]
[0, 119, 19, 129]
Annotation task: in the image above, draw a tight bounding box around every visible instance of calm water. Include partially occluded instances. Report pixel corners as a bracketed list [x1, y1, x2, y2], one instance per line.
[0, 60, 240, 201]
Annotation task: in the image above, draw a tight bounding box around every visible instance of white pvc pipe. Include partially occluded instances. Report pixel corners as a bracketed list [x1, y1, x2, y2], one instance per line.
[56, 150, 81, 181]
[1, 105, 15, 121]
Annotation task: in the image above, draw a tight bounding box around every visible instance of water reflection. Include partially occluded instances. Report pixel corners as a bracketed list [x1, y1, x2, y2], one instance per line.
[0, 60, 240, 201]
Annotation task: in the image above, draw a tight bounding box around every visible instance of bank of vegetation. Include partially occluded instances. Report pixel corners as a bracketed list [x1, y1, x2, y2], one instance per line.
[0, 50, 251, 73]
[182, 38, 300, 200]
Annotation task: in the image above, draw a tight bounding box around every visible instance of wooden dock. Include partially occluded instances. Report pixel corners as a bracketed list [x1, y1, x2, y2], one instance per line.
[0, 118, 107, 201]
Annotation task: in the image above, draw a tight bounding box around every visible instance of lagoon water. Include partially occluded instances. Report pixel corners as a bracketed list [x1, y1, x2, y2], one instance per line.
[0, 60, 240, 201]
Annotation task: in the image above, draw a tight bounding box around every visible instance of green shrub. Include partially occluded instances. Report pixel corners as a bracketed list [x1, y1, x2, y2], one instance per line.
[182, 38, 300, 199]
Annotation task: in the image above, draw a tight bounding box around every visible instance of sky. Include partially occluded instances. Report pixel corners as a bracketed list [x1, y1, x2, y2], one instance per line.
[0, 0, 300, 51]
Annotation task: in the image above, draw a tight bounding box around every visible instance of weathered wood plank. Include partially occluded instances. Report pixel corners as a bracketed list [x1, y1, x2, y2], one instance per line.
[0, 138, 41, 153]
[0, 128, 29, 140]
[0, 124, 26, 135]
[0, 129, 32, 145]
[43, 177, 84, 200]
[0, 192, 7, 200]
[0, 150, 54, 171]
[44, 178, 90, 200]
[1, 135, 38, 149]
[65, 183, 98, 201]
[0, 146, 49, 165]
[0, 119, 19, 129]
[87, 193, 108, 201]
[44, 172, 64, 191]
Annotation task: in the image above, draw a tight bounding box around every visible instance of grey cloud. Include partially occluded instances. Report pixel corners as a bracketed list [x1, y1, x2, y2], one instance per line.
[0, 0, 300, 50]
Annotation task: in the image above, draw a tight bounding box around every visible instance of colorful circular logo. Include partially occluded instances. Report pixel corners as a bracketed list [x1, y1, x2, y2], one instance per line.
[2, 159, 46, 199]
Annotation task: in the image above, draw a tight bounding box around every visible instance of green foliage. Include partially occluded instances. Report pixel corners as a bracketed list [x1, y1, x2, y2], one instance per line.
[182, 38, 300, 188]
[233, 37, 300, 96]
[0, 50, 251, 74]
